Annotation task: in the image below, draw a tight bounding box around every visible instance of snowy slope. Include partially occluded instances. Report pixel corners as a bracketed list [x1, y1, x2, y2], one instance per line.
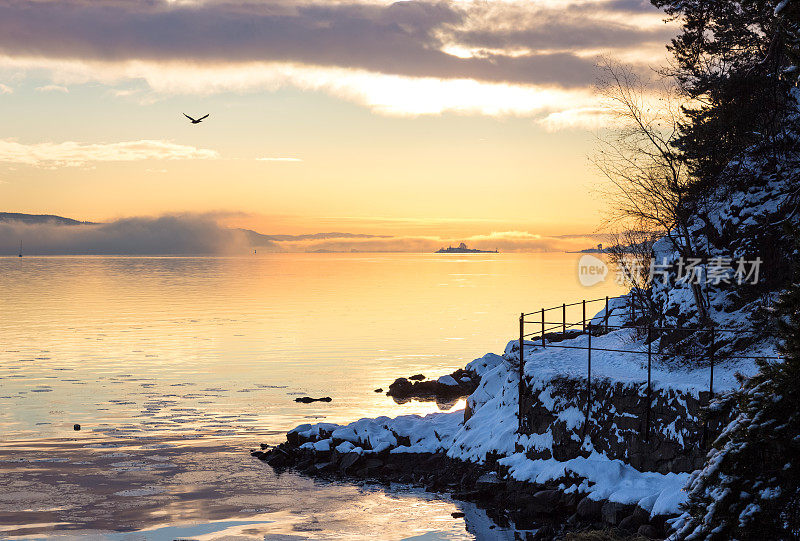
[284, 275, 782, 520]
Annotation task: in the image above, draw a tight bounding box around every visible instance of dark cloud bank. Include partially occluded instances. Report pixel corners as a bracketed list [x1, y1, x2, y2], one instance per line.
[0, 0, 670, 88]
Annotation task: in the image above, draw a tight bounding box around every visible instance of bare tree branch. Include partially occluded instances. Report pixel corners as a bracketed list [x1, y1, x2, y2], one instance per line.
[593, 60, 710, 323]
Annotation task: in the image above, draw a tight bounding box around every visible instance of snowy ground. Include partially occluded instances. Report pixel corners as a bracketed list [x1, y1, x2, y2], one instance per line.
[517, 327, 769, 395]
[288, 314, 780, 520]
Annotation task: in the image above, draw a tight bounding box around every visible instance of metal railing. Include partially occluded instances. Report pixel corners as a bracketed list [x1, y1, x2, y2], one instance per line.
[516, 295, 783, 445]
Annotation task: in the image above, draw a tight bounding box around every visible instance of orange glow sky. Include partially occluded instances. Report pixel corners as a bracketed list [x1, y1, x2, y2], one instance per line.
[0, 0, 674, 240]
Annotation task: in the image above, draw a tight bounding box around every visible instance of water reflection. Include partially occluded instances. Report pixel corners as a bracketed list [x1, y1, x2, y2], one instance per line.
[0, 435, 516, 539]
[0, 254, 621, 538]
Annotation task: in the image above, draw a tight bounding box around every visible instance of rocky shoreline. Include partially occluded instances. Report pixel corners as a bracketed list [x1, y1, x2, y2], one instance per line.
[250, 330, 756, 540]
[253, 436, 672, 540]
[385, 368, 480, 405]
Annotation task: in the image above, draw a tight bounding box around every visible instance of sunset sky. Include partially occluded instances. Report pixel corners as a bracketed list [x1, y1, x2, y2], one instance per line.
[0, 0, 675, 242]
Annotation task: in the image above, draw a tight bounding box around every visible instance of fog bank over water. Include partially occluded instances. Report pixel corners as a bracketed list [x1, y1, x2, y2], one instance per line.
[0, 213, 602, 254]
[0, 215, 254, 255]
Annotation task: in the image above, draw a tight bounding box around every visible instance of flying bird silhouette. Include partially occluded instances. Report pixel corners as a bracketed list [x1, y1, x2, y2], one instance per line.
[183, 113, 209, 124]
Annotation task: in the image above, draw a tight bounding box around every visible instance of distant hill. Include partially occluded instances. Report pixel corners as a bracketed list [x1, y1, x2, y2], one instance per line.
[1, 212, 392, 252]
[0, 212, 95, 226]
[236, 228, 390, 247]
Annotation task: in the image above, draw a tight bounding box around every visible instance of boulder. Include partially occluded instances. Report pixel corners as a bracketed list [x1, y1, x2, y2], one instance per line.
[637, 524, 660, 539]
[286, 430, 303, 447]
[559, 491, 578, 508]
[619, 513, 645, 531]
[527, 490, 562, 513]
[388, 377, 412, 390]
[362, 458, 384, 471]
[265, 449, 292, 468]
[601, 501, 634, 526]
[531, 524, 556, 540]
[387, 370, 477, 402]
[339, 452, 361, 471]
[475, 471, 501, 490]
[576, 497, 605, 519]
[631, 505, 651, 525]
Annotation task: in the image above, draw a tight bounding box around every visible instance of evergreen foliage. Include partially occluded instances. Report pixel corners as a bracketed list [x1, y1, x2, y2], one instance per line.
[670, 228, 800, 540]
[651, 0, 799, 189]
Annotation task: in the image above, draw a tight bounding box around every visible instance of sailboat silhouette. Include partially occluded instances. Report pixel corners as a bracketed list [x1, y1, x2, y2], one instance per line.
[18, 240, 22, 258]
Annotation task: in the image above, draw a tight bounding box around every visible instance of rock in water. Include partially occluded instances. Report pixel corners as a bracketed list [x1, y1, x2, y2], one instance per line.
[73, 424, 81, 431]
[386, 369, 478, 403]
[295, 396, 332, 403]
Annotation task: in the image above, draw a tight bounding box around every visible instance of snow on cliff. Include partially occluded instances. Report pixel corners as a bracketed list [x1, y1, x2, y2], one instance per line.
[283, 244, 787, 521]
[288, 315, 779, 518]
[290, 357, 689, 517]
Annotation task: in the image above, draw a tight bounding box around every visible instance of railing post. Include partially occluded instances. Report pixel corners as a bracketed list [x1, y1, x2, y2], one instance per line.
[709, 326, 715, 398]
[586, 327, 592, 430]
[582, 299, 586, 332]
[701, 326, 716, 450]
[541, 308, 546, 348]
[646, 325, 652, 443]
[605, 296, 609, 333]
[563, 303, 567, 337]
[519, 312, 525, 432]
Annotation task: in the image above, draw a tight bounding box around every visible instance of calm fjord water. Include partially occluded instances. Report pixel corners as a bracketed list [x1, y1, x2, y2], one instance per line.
[0, 253, 621, 539]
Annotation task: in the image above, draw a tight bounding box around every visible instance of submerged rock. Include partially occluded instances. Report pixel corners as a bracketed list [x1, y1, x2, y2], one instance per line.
[295, 396, 333, 403]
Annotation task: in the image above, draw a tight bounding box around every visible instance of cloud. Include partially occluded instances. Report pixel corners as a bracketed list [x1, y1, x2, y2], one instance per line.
[0, 139, 219, 168]
[0, 215, 258, 255]
[256, 157, 302, 162]
[0, 0, 674, 122]
[445, 2, 672, 53]
[34, 84, 68, 93]
[269, 230, 603, 253]
[0, 0, 619, 87]
[0, 213, 608, 255]
[538, 107, 618, 131]
[0, 56, 602, 118]
[0, 83, 11, 94]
